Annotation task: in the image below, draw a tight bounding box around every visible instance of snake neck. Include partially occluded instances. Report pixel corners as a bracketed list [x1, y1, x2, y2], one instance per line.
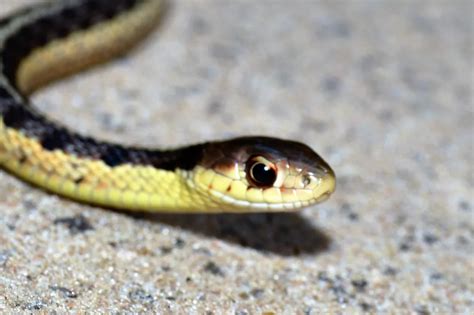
[0, 93, 206, 172]
[0, 0, 198, 172]
[0, 0, 218, 212]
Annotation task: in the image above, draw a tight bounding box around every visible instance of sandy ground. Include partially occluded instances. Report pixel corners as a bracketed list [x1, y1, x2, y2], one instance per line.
[0, 0, 472, 313]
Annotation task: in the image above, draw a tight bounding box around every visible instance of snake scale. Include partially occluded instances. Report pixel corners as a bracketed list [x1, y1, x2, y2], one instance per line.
[0, 0, 335, 213]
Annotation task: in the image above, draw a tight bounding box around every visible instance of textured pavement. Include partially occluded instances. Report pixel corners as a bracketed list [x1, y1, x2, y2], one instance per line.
[0, 0, 472, 313]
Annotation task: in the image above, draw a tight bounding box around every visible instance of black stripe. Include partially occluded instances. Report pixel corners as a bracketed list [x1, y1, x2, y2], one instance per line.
[1, 0, 141, 85]
[100, 145, 131, 167]
[2, 103, 33, 129]
[0, 86, 11, 99]
[2, 99, 204, 170]
[99, 144, 204, 171]
[40, 128, 72, 151]
[1, 0, 205, 171]
[1, 100, 204, 171]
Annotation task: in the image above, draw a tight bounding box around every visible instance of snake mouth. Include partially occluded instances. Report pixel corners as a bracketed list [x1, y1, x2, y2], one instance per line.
[206, 178, 336, 212]
[207, 189, 322, 211]
[190, 166, 336, 212]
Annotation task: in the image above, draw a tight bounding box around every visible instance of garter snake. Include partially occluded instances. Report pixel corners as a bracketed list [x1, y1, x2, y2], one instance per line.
[0, 0, 336, 213]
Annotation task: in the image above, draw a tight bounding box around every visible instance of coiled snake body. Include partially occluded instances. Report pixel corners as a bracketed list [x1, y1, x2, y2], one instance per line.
[0, 0, 335, 213]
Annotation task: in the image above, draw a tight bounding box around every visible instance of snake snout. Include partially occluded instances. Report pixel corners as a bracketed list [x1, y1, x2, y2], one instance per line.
[321, 166, 336, 197]
[309, 161, 336, 202]
[323, 169, 336, 195]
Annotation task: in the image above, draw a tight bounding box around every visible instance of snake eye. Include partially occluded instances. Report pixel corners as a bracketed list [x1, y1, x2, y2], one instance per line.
[246, 157, 277, 187]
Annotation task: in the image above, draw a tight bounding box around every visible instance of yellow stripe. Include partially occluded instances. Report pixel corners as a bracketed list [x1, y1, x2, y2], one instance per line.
[17, 0, 164, 95]
[0, 121, 223, 212]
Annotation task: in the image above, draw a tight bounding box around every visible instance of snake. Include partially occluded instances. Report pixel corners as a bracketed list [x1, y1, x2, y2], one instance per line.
[0, 0, 335, 213]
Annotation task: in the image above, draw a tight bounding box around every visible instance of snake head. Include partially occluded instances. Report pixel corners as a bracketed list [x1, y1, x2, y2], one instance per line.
[191, 136, 336, 212]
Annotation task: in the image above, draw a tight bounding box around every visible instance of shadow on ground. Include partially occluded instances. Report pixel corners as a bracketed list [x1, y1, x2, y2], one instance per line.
[6, 171, 331, 257]
[132, 212, 332, 257]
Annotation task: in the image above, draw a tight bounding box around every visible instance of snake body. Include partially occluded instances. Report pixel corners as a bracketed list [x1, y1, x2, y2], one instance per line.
[0, 0, 335, 213]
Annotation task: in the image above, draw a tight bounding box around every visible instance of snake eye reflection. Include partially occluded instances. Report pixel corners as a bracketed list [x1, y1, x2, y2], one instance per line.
[247, 157, 277, 187]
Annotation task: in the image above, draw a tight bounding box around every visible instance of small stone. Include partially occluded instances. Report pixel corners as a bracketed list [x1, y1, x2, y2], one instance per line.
[414, 304, 430, 315]
[250, 288, 264, 298]
[0, 250, 12, 266]
[351, 278, 368, 292]
[128, 288, 154, 304]
[54, 215, 93, 234]
[160, 246, 173, 254]
[459, 200, 471, 211]
[330, 284, 348, 304]
[50, 286, 78, 299]
[383, 266, 398, 276]
[341, 203, 359, 221]
[423, 233, 439, 245]
[317, 271, 332, 283]
[25, 301, 46, 310]
[239, 292, 249, 300]
[321, 76, 342, 93]
[359, 302, 373, 311]
[399, 242, 411, 251]
[203, 261, 225, 277]
[429, 272, 443, 281]
[22, 199, 36, 211]
[175, 237, 186, 248]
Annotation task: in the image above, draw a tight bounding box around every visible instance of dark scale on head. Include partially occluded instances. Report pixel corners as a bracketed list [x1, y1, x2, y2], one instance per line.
[97, 143, 204, 170]
[96, 144, 203, 170]
[148, 144, 204, 171]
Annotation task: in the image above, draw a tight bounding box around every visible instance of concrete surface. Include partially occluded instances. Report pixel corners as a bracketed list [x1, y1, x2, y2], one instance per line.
[0, 0, 472, 313]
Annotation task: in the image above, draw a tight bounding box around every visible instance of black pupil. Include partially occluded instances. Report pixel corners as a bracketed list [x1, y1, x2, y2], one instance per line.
[251, 163, 276, 186]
